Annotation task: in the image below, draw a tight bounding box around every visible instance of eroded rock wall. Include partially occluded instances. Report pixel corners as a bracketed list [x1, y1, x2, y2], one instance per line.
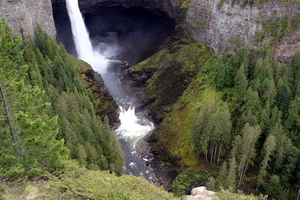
[52, 0, 175, 24]
[0, 0, 56, 36]
[186, 0, 300, 62]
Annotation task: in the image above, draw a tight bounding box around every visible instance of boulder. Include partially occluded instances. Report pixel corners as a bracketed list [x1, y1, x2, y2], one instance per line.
[186, 186, 218, 200]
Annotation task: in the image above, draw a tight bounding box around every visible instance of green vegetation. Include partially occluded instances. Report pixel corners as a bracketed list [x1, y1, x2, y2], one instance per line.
[176, 0, 193, 10]
[0, 18, 68, 180]
[23, 26, 124, 175]
[254, 14, 294, 45]
[0, 15, 182, 200]
[1, 161, 179, 200]
[192, 100, 231, 164]
[172, 167, 212, 197]
[134, 41, 212, 166]
[137, 8, 300, 200]
[215, 190, 266, 200]
[193, 49, 300, 199]
[229, 0, 300, 8]
[0, 16, 123, 180]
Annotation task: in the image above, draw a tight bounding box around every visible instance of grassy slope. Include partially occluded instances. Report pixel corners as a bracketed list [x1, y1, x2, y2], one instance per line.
[1, 161, 179, 200]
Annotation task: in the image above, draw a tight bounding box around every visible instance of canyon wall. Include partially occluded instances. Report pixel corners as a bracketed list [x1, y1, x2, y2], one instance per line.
[0, 0, 56, 36]
[1, 0, 299, 62]
[51, 0, 175, 24]
[186, 0, 300, 62]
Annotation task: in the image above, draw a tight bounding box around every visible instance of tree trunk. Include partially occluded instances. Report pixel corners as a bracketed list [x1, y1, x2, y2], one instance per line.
[217, 141, 223, 164]
[209, 144, 214, 163]
[214, 144, 218, 164]
[0, 84, 16, 143]
[238, 161, 249, 187]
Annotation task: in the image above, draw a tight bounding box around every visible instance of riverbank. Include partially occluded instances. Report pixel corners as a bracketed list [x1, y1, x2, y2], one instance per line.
[136, 131, 184, 192]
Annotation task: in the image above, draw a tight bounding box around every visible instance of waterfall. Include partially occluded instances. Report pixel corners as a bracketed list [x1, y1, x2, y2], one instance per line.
[66, 0, 157, 182]
[66, 0, 107, 74]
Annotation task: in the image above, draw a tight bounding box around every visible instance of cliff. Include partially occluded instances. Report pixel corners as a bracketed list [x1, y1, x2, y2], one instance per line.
[51, 0, 175, 24]
[186, 0, 300, 62]
[0, 0, 56, 36]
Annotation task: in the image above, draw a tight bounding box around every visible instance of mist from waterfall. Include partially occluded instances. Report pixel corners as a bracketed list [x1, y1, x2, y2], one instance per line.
[66, 0, 107, 74]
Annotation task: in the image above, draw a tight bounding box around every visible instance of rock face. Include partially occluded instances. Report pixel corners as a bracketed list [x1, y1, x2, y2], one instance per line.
[186, 0, 300, 62]
[0, 0, 56, 36]
[51, 0, 175, 23]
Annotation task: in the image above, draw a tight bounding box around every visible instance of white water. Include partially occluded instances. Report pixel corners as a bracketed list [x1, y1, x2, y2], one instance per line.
[66, 0, 107, 74]
[117, 106, 154, 145]
[66, 0, 156, 180]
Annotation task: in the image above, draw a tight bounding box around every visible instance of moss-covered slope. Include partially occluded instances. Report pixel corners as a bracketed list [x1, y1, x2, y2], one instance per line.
[129, 41, 213, 166]
[67, 56, 119, 125]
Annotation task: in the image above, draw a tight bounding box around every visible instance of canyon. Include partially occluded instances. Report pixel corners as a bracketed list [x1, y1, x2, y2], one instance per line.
[1, 0, 300, 197]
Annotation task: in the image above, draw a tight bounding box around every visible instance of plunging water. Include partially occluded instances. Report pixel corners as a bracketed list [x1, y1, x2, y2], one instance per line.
[66, 0, 156, 182]
[66, 0, 107, 74]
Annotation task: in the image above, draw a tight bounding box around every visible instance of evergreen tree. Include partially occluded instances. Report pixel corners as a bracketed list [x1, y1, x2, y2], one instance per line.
[0, 18, 68, 178]
[256, 134, 276, 191]
[21, 27, 125, 175]
[234, 64, 248, 105]
[236, 123, 261, 187]
[192, 99, 216, 163]
[192, 100, 231, 164]
[216, 161, 228, 189]
[276, 79, 292, 117]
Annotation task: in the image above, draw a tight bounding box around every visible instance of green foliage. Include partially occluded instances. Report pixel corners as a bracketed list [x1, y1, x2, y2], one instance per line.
[200, 47, 250, 90]
[230, 0, 257, 7]
[192, 100, 231, 164]
[0, 18, 68, 179]
[216, 190, 266, 200]
[234, 64, 248, 104]
[1, 161, 180, 200]
[254, 13, 294, 47]
[177, 0, 193, 9]
[145, 35, 300, 198]
[293, 12, 300, 29]
[22, 27, 124, 175]
[256, 134, 276, 190]
[172, 167, 212, 197]
[0, 18, 124, 179]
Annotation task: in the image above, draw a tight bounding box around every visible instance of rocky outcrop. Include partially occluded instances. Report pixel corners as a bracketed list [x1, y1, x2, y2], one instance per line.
[186, 0, 300, 62]
[80, 68, 119, 125]
[0, 0, 56, 36]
